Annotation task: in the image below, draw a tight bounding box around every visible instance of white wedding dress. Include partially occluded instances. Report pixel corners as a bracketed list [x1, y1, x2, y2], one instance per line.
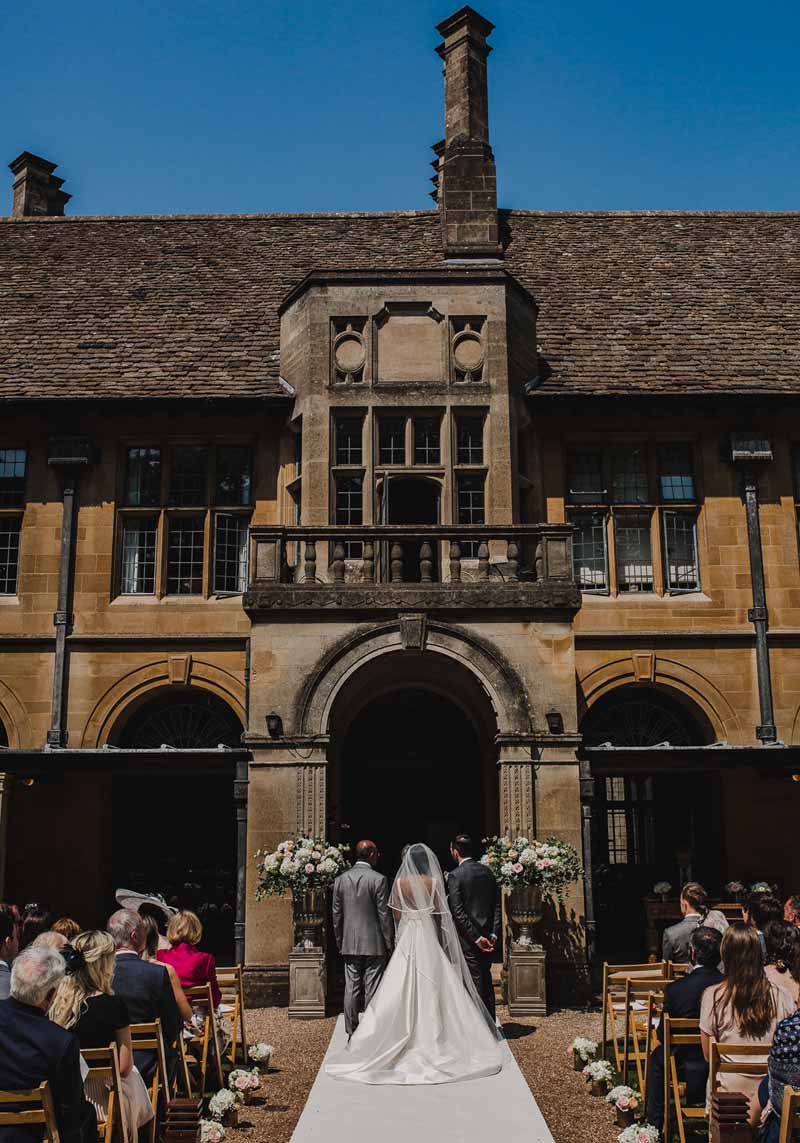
[325, 843, 503, 1085]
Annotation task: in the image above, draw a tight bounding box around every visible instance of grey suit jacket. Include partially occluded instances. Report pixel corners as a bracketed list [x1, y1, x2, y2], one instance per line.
[332, 863, 393, 957]
[662, 910, 729, 963]
[0, 959, 10, 1000]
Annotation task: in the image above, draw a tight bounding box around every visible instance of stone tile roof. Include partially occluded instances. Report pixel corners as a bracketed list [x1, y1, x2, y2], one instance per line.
[1, 208, 798, 400]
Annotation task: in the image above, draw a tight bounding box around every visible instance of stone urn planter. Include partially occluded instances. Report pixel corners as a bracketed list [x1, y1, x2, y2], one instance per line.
[507, 885, 543, 946]
[292, 888, 326, 948]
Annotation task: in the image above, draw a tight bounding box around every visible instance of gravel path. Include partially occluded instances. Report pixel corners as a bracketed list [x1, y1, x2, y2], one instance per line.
[239, 1007, 620, 1143]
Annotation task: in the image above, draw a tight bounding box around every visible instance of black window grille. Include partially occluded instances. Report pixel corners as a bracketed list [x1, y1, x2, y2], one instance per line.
[0, 519, 21, 594]
[124, 447, 161, 507]
[0, 449, 27, 508]
[167, 516, 205, 594]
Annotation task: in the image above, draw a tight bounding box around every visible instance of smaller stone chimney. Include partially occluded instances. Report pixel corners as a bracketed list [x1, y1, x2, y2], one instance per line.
[9, 152, 71, 218]
[434, 6, 501, 260]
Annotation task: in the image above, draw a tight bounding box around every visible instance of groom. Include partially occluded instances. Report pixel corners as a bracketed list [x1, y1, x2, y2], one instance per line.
[447, 833, 501, 1021]
[332, 839, 394, 1036]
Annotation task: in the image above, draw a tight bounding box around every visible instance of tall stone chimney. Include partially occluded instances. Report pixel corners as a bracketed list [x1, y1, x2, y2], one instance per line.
[434, 6, 501, 260]
[9, 152, 71, 218]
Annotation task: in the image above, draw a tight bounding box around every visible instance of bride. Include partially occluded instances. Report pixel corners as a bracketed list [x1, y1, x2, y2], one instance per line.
[325, 842, 503, 1085]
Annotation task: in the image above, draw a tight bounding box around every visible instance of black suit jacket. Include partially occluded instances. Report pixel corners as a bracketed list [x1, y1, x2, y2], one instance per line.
[0, 998, 93, 1143]
[446, 859, 502, 948]
[112, 953, 180, 1077]
[656, 965, 724, 1067]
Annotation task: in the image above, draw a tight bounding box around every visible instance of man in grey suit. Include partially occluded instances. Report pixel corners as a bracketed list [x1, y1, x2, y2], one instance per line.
[332, 839, 393, 1036]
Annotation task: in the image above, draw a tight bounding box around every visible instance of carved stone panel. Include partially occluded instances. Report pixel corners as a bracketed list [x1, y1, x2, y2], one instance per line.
[500, 762, 535, 837]
[296, 764, 326, 837]
[374, 302, 445, 385]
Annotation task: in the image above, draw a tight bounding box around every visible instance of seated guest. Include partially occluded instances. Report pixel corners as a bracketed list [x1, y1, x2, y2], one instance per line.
[743, 893, 784, 955]
[32, 931, 68, 951]
[140, 915, 193, 1023]
[757, 1004, 800, 1143]
[49, 932, 153, 1137]
[52, 918, 81, 943]
[0, 946, 95, 1143]
[646, 926, 724, 1131]
[0, 909, 20, 1000]
[784, 895, 800, 928]
[114, 890, 174, 952]
[662, 882, 729, 963]
[157, 910, 221, 1008]
[20, 908, 54, 951]
[107, 908, 180, 1082]
[764, 920, 800, 1007]
[701, 922, 794, 1127]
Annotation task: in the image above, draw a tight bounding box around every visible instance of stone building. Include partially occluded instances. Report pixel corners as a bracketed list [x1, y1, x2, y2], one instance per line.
[1, 7, 800, 999]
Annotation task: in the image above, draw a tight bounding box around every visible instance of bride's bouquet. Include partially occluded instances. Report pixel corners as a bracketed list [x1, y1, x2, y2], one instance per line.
[480, 835, 582, 897]
[255, 836, 350, 899]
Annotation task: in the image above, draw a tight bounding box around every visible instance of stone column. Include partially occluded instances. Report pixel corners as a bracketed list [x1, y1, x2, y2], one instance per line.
[497, 738, 536, 837]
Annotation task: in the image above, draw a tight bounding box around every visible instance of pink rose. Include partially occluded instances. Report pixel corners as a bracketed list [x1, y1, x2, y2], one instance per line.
[512, 863, 523, 874]
[535, 860, 545, 870]
[509, 850, 519, 859]
[540, 858, 552, 868]
[233, 1075, 249, 1090]
[616, 1095, 631, 1110]
[305, 863, 315, 874]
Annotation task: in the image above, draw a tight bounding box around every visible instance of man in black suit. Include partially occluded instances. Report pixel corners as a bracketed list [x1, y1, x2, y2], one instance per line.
[646, 925, 724, 1131]
[108, 908, 180, 1082]
[446, 833, 501, 1021]
[0, 946, 95, 1143]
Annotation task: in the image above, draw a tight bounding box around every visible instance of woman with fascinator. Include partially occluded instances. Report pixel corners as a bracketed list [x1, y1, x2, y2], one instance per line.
[49, 932, 154, 1134]
[325, 843, 503, 1085]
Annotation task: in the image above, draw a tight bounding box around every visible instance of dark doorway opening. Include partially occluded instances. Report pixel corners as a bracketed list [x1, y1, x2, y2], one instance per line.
[340, 688, 489, 880]
[384, 476, 440, 582]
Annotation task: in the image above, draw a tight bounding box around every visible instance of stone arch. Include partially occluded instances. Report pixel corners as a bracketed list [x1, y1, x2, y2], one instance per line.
[578, 656, 739, 743]
[298, 620, 533, 738]
[0, 678, 30, 749]
[81, 659, 246, 747]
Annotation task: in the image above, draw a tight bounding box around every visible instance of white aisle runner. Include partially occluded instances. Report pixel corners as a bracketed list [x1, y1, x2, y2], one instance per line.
[291, 1017, 555, 1143]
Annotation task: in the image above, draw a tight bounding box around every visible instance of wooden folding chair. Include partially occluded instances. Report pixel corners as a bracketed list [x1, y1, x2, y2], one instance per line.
[777, 1084, 800, 1143]
[81, 1043, 129, 1143]
[663, 1015, 707, 1143]
[129, 1020, 169, 1143]
[668, 960, 692, 980]
[709, 1038, 772, 1127]
[640, 989, 664, 1101]
[216, 965, 248, 1065]
[0, 1081, 60, 1143]
[183, 984, 224, 1096]
[602, 960, 667, 1063]
[621, 977, 666, 1087]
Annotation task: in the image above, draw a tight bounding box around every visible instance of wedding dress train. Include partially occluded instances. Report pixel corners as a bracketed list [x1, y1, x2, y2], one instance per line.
[325, 844, 503, 1085]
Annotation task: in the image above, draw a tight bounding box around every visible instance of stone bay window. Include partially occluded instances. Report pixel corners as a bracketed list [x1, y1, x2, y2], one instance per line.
[117, 443, 253, 597]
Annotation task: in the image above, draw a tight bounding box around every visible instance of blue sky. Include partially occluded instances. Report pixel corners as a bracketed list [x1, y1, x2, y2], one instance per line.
[4, 0, 800, 215]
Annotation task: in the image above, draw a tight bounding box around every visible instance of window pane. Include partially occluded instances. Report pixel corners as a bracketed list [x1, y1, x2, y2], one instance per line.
[664, 512, 699, 591]
[215, 446, 252, 506]
[0, 518, 21, 594]
[414, 417, 440, 464]
[378, 418, 405, 465]
[616, 511, 653, 592]
[214, 514, 249, 592]
[610, 446, 648, 503]
[124, 447, 161, 507]
[456, 418, 484, 464]
[335, 475, 363, 559]
[169, 446, 208, 506]
[120, 516, 158, 594]
[659, 444, 696, 501]
[167, 516, 204, 594]
[567, 449, 604, 503]
[457, 473, 485, 558]
[0, 448, 27, 508]
[572, 512, 608, 590]
[606, 809, 629, 865]
[335, 418, 363, 465]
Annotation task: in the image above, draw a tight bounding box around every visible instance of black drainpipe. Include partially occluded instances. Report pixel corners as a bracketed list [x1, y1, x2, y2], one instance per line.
[234, 638, 251, 966]
[578, 758, 598, 988]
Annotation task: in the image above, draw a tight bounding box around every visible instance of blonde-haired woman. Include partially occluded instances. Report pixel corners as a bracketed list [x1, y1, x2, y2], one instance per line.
[157, 910, 221, 1007]
[49, 930, 153, 1134]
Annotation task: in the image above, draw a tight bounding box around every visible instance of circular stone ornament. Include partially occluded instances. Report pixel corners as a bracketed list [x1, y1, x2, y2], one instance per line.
[333, 332, 366, 375]
[452, 330, 484, 374]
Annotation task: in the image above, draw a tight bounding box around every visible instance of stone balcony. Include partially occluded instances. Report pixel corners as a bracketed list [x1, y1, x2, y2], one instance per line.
[244, 524, 579, 616]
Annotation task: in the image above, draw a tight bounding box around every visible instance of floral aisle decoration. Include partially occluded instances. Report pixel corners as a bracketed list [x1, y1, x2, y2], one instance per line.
[583, 1058, 614, 1096]
[569, 1036, 598, 1071]
[617, 1124, 659, 1143]
[725, 880, 746, 900]
[200, 1121, 226, 1143]
[750, 880, 776, 894]
[255, 836, 350, 947]
[228, 1069, 261, 1104]
[208, 1090, 241, 1128]
[248, 1042, 273, 1072]
[652, 881, 672, 900]
[606, 1085, 641, 1127]
[481, 835, 582, 946]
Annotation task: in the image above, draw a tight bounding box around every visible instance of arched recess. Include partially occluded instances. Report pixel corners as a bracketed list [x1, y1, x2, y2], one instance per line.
[0, 679, 30, 749]
[81, 659, 246, 747]
[112, 687, 243, 748]
[298, 620, 533, 739]
[580, 685, 715, 747]
[578, 656, 740, 743]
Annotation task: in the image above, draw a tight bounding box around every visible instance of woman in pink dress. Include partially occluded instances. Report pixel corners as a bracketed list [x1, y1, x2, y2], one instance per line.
[157, 910, 221, 1007]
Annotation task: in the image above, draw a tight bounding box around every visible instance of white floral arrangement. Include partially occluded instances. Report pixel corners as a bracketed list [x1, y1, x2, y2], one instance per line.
[200, 1121, 226, 1143]
[569, 1036, 598, 1062]
[606, 1085, 641, 1112]
[208, 1089, 241, 1121]
[750, 880, 776, 894]
[480, 835, 582, 896]
[582, 1059, 614, 1083]
[228, 1068, 261, 1095]
[725, 880, 745, 895]
[248, 1042, 273, 1067]
[255, 836, 350, 899]
[653, 880, 672, 895]
[618, 1125, 659, 1143]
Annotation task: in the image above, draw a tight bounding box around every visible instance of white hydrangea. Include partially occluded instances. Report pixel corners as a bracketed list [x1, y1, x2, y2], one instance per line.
[280, 857, 299, 875]
[515, 837, 530, 849]
[208, 1089, 237, 1120]
[519, 848, 536, 865]
[262, 854, 280, 872]
[500, 862, 515, 877]
[296, 848, 312, 862]
[319, 857, 338, 874]
[480, 854, 491, 865]
[324, 847, 340, 858]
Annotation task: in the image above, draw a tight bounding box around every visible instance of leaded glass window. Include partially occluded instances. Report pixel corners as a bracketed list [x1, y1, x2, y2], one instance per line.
[169, 446, 208, 507]
[610, 446, 648, 503]
[0, 519, 21, 594]
[0, 449, 27, 508]
[567, 449, 605, 504]
[214, 514, 249, 592]
[167, 516, 205, 594]
[659, 445, 696, 501]
[124, 447, 161, 507]
[120, 516, 158, 594]
[456, 418, 484, 465]
[378, 419, 405, 465]
[414, 417, 441, 464]
[336, 418, 364, 466]
[215, 446, 252, 506]
[571, 512, 608, 591]
[615, 512, 653, 592]
[663, 511, 699, 591]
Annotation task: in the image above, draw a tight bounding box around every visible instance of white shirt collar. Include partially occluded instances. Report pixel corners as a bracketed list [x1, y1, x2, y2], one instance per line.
[355, 861, 371, 867]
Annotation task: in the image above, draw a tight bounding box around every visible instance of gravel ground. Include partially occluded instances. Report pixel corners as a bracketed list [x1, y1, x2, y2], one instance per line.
[238, 1006, 621, 1143]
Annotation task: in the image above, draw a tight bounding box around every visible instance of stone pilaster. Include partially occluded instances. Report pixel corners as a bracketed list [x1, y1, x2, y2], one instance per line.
[497, 738, 537, 837]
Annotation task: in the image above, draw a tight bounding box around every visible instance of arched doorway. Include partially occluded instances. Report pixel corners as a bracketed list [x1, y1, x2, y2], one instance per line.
[383, 475, 440, 582]
[582, 685, 720, 962]
[0, 719, 7, 747]
[110, 688, 242, 959]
